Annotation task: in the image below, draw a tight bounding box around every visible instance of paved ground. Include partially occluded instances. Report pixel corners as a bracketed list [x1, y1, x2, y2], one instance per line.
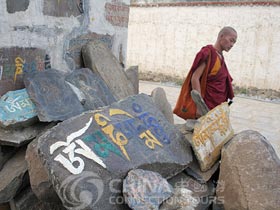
[139, 81, 280, 157]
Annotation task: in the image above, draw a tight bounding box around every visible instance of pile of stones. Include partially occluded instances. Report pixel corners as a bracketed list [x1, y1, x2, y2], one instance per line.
[0, 41, 279, 210]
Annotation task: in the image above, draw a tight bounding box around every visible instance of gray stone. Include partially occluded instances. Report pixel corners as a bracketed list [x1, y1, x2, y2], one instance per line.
[185, 119, 198, 132]
[0, 146, 18, 171]
[0, 203, 10, 210]
[67, 33, 112, 70]
[185, 151, 220, 184]
[217, 130, 280, 210]
[82, 40, 135, 100]
[65, 68, 116, 111]
[160, 188, 199, 210]
[24, 69, 84, 122]
[0, 122, 52, 147]
[6, 0, 29, 13]
[191, 90, 209, 116]
[125, 66, 139, 94]
[167, 172, 215, 210]
[123, 169, 173, 210]
[0, 89, 37, 128]
[43, 0, 82, 17]
[35, 93, 192, 210]
[0, 147, 29, 203]
[9, 187, 66, 210]
[26, 138, 60, 203]
[151, 87, 174, 124]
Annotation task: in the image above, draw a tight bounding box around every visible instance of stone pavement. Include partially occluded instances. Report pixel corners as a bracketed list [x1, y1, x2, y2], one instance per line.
[139, 81, 280, 157]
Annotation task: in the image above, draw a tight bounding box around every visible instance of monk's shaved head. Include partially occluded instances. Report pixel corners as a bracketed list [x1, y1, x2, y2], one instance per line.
[218, 26, 237, 37]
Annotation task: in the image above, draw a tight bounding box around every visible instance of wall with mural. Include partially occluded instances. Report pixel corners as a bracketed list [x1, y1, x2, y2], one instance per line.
[0, 0, 130, 95]
[127, 1, 280, 90]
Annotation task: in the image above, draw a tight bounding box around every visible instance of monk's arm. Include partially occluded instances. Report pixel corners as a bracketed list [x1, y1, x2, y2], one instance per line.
[191, 62, 206, 95]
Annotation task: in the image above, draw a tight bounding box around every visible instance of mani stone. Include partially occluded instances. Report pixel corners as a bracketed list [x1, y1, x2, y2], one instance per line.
[123, 169, 173, 210]
[125, 66, 139, 95]
[0, 79, 17, 97]
[0, 147, 29, 203]
[151, 87, 174, 124]
[0, 89, 37, 128]
[191, 102, 234, 171]
[9, 187, 66, 210]
[216, 130, 280, 210]
[65, 68, 116, 111]
[82, 40, 135, 100]
[0, 122, 53, 147]
[24, 69, 84, 122]
[35, 93, 192, 210]
[26, 138, 60, 203]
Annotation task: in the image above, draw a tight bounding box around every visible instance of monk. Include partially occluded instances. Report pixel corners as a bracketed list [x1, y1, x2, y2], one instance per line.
[173, 26, 237, 119]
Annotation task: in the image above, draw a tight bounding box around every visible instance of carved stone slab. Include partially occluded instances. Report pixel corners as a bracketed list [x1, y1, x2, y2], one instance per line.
[35, 94, 192, 210]
[24, 69, 84, 122]
[65, 68, 116, 111]
[82, 40, 135, 100]
[0, 89, 37, 128]
[191, 102, 234, 171]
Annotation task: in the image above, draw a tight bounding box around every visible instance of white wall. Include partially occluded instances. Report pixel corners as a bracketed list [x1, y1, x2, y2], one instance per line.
[127, 5, 280, 90]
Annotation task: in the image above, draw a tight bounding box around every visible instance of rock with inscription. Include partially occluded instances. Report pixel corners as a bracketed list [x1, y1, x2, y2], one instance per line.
[151, 87, 174, 124]
[0, 79, 17, 97]
[125, 66, 139, 95]
[191, 102, 234, 171]
[24, 69, 84, 122]
[123, 169, 173, 210]
[82, 40, 135, 100]
[0, 89, 37, 128]
[0, 147, 29, 203]
[0, 122, 52, 147]
[26, 138, 60, 203]
[35, 93, 192, 210]
[9, 187, 66, 210]
[66, 82, 86, 105]
[216, 130, 280, 210]
[65, 68, 116, 111]
[0, 146, 18, 171]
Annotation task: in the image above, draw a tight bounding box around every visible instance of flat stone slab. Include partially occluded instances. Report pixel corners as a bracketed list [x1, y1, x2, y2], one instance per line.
[26, 138, 60, 203]
[0, 147, 28, 203]
[0, 89, 37, 128]
[151, 87, 174, 124]
[185, 150, 220, 183]
[191, 102, 234, 171]
[0, 122, 53, 147]
[217, 130, 280, 210]
[35, 93, 192, 210]
[0, 145, 18, 171]
[24, 69, 84, 122]
[82, 40, 135, 100]
[65, 68, 116, 111]
[9, 187, 66, 210]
